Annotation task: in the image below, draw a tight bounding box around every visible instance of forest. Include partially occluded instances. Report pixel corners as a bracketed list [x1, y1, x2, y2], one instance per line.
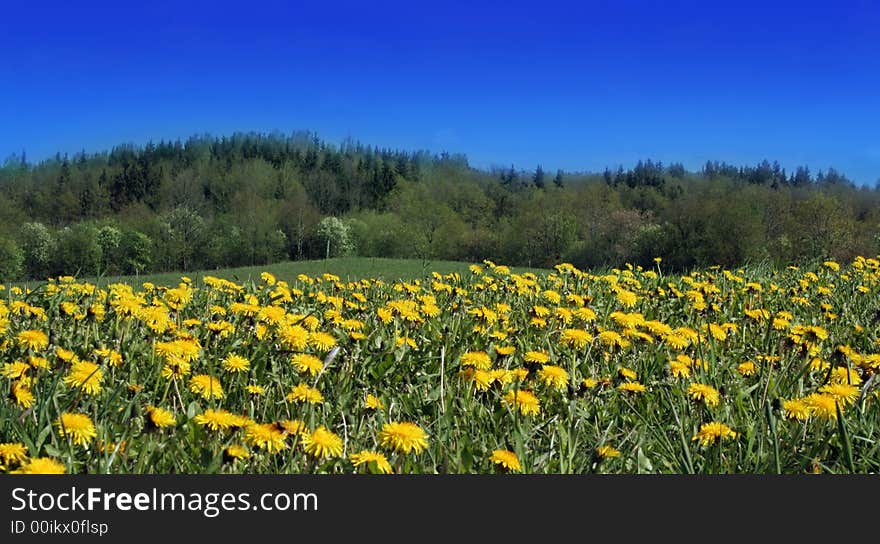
[0, 130, 877, 280]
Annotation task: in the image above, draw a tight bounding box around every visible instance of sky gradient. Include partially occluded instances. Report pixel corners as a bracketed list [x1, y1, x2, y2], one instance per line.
[2, 0, 878, 184]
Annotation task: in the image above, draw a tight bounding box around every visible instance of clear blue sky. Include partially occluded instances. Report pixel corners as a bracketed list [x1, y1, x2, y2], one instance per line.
[1, 0, 878, 184]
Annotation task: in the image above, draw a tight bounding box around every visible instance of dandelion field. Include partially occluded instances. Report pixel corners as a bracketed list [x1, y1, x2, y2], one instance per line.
[3, 257, 880, 474]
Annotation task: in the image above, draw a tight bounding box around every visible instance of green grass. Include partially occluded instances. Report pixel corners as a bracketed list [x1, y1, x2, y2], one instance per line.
[24, 258, 549, 289]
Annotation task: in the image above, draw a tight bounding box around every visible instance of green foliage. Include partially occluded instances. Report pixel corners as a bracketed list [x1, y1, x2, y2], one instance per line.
[316, 217, 354, 258]
[0, 236, 23, 281]
[1, 131, 879, 280]
[19, 222, 56, 279]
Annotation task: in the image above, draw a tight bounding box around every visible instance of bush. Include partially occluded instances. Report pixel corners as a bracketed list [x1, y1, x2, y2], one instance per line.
[0, 236, 23, 281]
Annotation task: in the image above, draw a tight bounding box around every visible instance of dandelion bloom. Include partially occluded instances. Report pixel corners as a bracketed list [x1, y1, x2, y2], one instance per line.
[292, 354, 323, 376]
[782, 399, 811, 421]
[687, 383, 720, 407]
[737, 361, 757, 377]
[669, 359, 690, 378]
[617, 382, 647, 394]
[596, 445, 621, 459]
[56, 413, 97, 447]
[365, 394, 384, 411]
[378, 422, 429, 455]
[503, 390, 542, 416]
[692, 422, 738, 447]
[302, 426, 344, 459]
[803, 393, 839, 420]
[489, 449, 522, 472]
[287, 383, 324, 404]
[245, 423, 288, 454]
[225, 445, 251, 461]
[13, 457, 66, 474]
[537, 365, 569, 391]
[12, 382, 35, 408]
[194, 409, 240, 431]
[222, 354, 250, 373]
[618, 367, 637, 381]
[0, 442, 28, 467]
[1, 361, 30, 379]
[278, 325, 309, 350]
[63, 361, 104, 395]
[277, 419, 309, 437]
[350, 450, 393, 474]
[189, 375, 224, 400]
[461, 351, 492, 370]
[819, 383, 859, 407]
[246, 384, 265, 395]
[524, 351, 550, 365]
[560, 329, 593, 349]
[495, 345, 516, 357]
[309, 331, 337, 352]
[146, 406, 176, 428]
[616, 289, 638, 307]
[17, 330, 49, 351]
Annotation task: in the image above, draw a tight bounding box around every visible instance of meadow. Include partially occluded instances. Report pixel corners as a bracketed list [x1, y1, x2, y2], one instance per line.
[2, 256, 879, 474]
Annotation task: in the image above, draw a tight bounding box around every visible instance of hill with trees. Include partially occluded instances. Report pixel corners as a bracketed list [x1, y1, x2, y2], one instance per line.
[0, 131, 878, 280]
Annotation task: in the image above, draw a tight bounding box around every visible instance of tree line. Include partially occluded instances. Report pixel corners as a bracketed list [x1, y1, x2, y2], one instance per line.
[0, 131, 878, 280]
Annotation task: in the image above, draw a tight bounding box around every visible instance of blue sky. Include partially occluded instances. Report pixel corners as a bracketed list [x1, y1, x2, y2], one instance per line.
[1, 0, 878, 184]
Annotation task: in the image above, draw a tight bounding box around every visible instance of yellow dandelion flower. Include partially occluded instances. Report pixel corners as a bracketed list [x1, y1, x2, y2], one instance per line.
[687, 383, 720, 407]
[245, 423, 288, 454]
[559, 329, 593, 350]
[489, 449, 522, 472]
[581, 378, 599, 389]
[12, 457, 66, 474]
[302, 426, 344, 459]
[246, 384, 265, 395]
[782, 399, 811, 421]
[503, 389, 541, 416]
[537, 365, 569, 391]
[495, 345, 516, 357]
[0, 442, 28, 467]
[63, 361, 104, 395]
[1, 361, 30, 379]
[278, 325, 309, 350]
[461, 351, 492, 370]
[17, 330, 49, 351]
[596, 445, 621, 459]
[194, 409, 239, 431]
[365, 394, 385, 411]
[350, 450, 393, 474]
[277, 419, 309, 437]
[287, 383, 324, 404]
[617, 382, 647, 393]
[737, 361, 757, 376]
[222, 354, 250, 373]
[524, 351, 550, 365]
[146, 406, 176, 428]
[669, 359, 690, 378]
[618, 367, 637, 381]
[616, 289, 638, 307]
[803, 393, 838, 420]
[56, 413, 97, 447]
[189, 375, 224, 400]
[692, 422, 737, 447]
[829, 367, 862, 386]
[309, 331, 336, 352]
[819, 383, 859, 407]
[509, 368, 530, 382]
[292, 353, 324, 376]
[225, 444, 251, 461]
[378, 422, 429, 455]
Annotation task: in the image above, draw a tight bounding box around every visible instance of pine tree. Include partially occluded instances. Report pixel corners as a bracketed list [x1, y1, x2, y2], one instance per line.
[533, 164, 545, 189]
[553, 169, 564, 188]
